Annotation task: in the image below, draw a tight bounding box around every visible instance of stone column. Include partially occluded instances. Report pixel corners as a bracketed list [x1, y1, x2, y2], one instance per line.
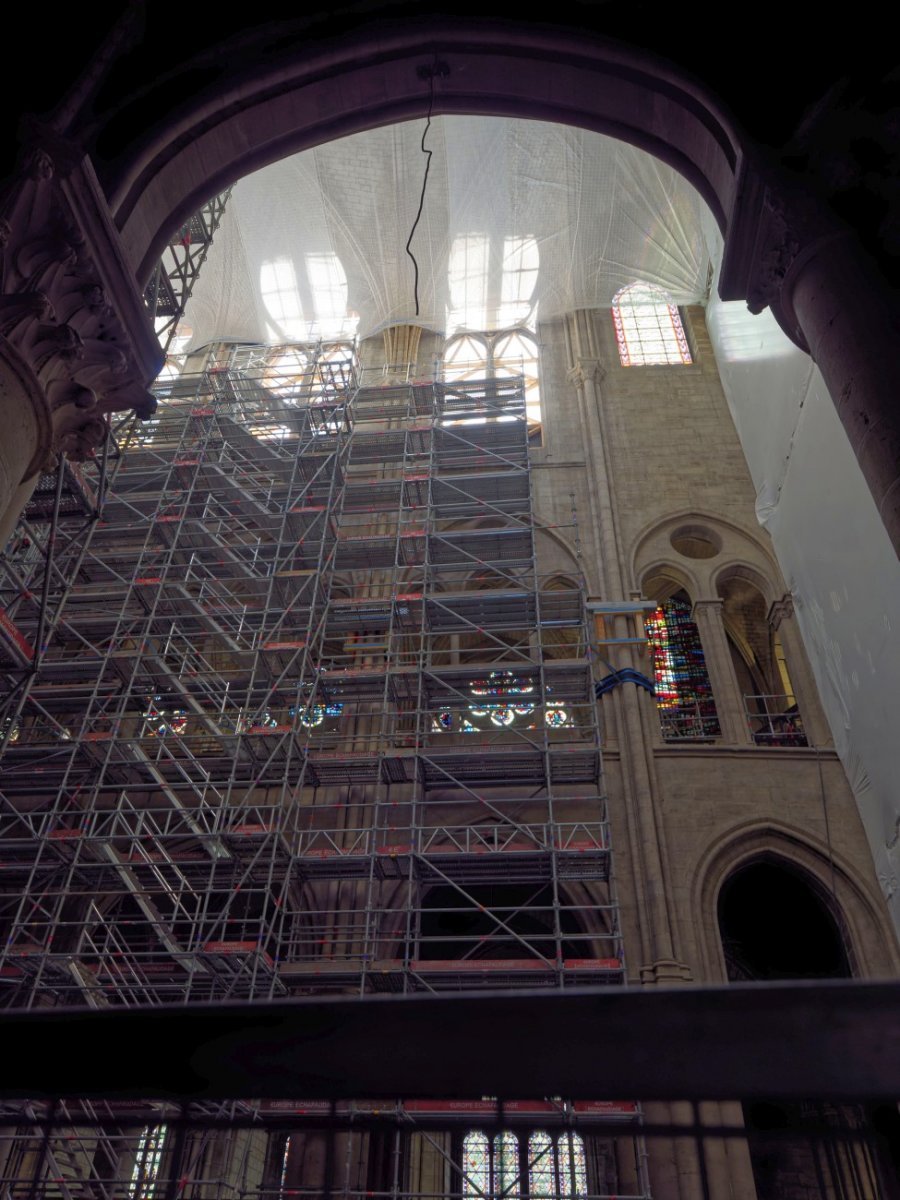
[768, 594, 833, 747]
[564, 310, 688, 980]
[787, 235, 900, 556]
[724, 173, 900, 558]
[691, 599, 750, 744]
[0, 139, 161, 546]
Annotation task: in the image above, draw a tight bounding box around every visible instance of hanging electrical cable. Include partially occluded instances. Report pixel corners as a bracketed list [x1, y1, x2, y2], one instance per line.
[406, 59, 448, 317]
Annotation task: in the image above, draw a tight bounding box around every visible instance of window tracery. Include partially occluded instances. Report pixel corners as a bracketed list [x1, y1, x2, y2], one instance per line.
[429, 669, 572, 734]
[462, 1130, 587, 1199]
[528, 1132, 587, 1199]
[443, 329, 541, 421]
[612, 282, 691, 366]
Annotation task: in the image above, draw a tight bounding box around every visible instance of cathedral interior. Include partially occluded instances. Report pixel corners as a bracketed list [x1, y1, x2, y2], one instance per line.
[1, 6, 900, 1200]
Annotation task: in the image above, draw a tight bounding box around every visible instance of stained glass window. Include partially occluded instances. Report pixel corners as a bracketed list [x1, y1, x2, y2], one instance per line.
[645, 597, 719, 739]
[142, 697, 189, 738]
[463, 1131, 490, 1199]
[528, 1132, 555, 1199]
[431, 673, 573, 734]
[128, 1126, 167, 1200]
[463, 1131, 583, 1199]
[493, 1132, 520, 1199]
[526, 1132, 588, 1200]
[558, 1133, 588, 1199]
[612, 282, 692, 366]
[280, 1136, 291, 1193]
[431, 671, 568, 735]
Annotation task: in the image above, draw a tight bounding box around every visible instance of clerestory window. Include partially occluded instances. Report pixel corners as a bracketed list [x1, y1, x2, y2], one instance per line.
[443, 329, 541, 423]
[611, 282, 692, 366]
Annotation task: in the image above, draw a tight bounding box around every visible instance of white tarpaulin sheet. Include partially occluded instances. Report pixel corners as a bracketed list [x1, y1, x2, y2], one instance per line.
[183, 117, 709, 348]
[707, 290, 900, 931]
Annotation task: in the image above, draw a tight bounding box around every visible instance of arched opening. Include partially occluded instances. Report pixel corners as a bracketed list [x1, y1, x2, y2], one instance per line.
[718, 858, 900, 1199]
[716, 572, 805, 747]
[719, 859, 850, 982]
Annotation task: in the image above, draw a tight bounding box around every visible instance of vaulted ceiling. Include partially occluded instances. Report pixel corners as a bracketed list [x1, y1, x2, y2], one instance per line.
[182, 117, 712, 350]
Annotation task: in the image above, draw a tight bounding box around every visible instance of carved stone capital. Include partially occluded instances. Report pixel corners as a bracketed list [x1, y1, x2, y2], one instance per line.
[0, 140, 161, 474]
[748, 181, 858, 353]
[768, 594, 795, 629]
[691, 597, 725, 617]
[566, 356, 606, 389]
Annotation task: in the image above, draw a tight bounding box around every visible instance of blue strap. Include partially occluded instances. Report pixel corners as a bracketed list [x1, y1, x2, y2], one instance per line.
[595, 668, 655, 698]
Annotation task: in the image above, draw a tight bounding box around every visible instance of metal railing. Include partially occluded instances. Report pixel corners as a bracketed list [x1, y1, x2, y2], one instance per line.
[657, 701, 720, 742]
[745, 694, 808, 746]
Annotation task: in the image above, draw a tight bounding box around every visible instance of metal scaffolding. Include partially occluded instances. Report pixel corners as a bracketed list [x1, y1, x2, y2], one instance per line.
[0, 345, 649, 1199]
[143, 190, 232, 356]
[0, 447, 112, 754]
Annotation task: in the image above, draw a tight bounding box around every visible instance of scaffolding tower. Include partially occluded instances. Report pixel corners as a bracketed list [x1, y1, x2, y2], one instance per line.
[0, 347, 649, 1199]
[143, 190, 232, 356]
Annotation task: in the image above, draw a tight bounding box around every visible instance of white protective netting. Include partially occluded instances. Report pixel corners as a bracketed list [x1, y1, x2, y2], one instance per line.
[183, 116, 709, 349]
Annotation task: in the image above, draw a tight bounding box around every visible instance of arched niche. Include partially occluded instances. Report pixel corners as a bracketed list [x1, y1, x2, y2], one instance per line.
[712, 564, 807, 744]
[540, 574, 583, 661]
[638, 570, 721, 741]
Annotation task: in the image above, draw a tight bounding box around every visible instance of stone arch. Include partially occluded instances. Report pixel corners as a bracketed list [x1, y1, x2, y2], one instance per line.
[718, 854, 854, 980]
[711, 562, 809, 740]
[639, 561, 699, 603]
[693, 822, 899, 984]
[96, 22, 744, 286]
[631, 509, 779, 601]
[532, 521, 583, 579]
[711, 560, 778, 608]
[714, 571, 781, 716]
